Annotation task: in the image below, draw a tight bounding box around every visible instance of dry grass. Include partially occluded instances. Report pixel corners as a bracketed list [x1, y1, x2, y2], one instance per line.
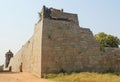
[47, 72, 120, 82]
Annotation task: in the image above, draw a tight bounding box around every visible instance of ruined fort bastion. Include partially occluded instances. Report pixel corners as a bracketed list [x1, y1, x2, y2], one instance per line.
[5, 6, 120, 78]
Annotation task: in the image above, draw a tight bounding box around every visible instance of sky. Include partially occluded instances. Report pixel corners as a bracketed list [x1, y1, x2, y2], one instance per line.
[0, 0, 120, 65]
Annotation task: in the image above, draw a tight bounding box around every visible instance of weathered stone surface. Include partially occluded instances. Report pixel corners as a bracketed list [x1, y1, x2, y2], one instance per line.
[99, 48, 120, 72]
[5, 6, 120, 78]
[8, 20, 43, 77]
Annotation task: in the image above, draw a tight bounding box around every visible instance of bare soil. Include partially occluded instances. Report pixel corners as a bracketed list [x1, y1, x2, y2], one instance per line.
[0, 72, 53, 82]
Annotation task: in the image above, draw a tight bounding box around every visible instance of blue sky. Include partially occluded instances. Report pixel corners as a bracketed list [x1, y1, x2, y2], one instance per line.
[0, 0, 120, 65]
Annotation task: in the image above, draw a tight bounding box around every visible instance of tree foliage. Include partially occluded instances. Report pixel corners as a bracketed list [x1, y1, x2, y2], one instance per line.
[94, 32, 120, 48]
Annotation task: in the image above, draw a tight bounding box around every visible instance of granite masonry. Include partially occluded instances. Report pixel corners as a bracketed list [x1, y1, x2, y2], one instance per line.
[5, 6, 120, 78]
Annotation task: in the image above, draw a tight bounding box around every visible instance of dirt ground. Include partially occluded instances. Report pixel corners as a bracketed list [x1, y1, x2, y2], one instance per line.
[0, 72, 53, 82]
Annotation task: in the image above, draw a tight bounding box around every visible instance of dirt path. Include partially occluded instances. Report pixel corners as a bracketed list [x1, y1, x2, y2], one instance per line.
[0, 72, 54, 82]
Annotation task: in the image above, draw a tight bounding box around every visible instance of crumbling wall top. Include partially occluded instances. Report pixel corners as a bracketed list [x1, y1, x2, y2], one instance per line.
[41, 6, 79, 24]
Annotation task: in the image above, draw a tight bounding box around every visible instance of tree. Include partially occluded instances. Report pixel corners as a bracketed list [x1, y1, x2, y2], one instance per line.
[94, 32, 120, 48]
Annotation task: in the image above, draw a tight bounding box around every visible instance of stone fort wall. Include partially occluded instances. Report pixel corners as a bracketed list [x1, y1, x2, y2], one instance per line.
[8, 6, 120, 78]
[9, 20, 43, 77]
